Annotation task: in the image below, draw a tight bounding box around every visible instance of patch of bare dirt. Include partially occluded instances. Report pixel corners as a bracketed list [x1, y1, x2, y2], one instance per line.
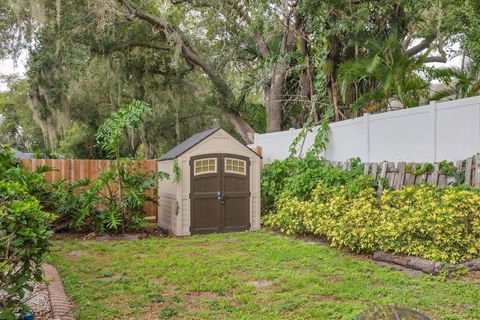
[186, 251, 199, 257]
[67, 250, 87, 257]
[248, 280, 273, 288]
[97, 272, 125, 282]
[460, 270, 480, 286]
[323, 275, 342, 283]
[177, 291, 217, 313]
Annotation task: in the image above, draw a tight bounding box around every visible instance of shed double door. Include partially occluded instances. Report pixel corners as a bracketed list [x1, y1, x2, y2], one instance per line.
[190, 154, 250, 234]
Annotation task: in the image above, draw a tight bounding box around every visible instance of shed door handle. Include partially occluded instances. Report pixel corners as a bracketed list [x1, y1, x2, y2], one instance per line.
[217, 191, 225, 204]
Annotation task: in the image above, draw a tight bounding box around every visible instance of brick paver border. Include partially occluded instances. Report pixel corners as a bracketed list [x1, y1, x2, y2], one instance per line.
[42, 264, 75, 320]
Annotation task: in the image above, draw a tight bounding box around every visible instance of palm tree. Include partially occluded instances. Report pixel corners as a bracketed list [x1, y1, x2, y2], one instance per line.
[338, 32, 429, 115]
[428, 66, 480, 101]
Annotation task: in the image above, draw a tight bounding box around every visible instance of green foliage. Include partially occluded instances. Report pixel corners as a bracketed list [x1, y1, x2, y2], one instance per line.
[58, 122, 99, 159]
[51, 161, 168, 234]
[427, 66, 480, 101]
[310, 107, 334, 155]
[439, 160, 465, 184]
[96, 100, 152, 159]
[95, 101, 168, 232]
[261, 153, 371, 214]
[0, 147, 54, 209]
[0, 138, 166, 236]
[0, 149, 54, 318]
[173, 159, 181, 183]
[405, 161, 464, 185]
[338, 31, 429, 113]
[52, 178, 103, 232]
[289, 105, 333, 157]
[95, 160, 167, 233]
[264, 183, 480, 263]
[405, 163, 434, 175]
[0, 77, 44, 151]
[175, 200, 180, 216]
[3, 0, 480, 156]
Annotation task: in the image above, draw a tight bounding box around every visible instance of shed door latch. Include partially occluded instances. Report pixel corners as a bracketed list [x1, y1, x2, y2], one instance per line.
[217, 191, 225, 204]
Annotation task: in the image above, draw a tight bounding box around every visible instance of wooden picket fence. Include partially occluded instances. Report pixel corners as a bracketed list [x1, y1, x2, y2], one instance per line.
[20, 159, 158, 221]
[327, 154, 480, 192]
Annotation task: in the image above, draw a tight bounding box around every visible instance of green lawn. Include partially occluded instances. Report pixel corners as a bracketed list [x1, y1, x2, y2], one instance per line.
[47, 231, 480, 320]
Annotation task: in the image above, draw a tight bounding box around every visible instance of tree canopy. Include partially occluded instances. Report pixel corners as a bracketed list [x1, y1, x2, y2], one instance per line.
[1, 0, 479, 158]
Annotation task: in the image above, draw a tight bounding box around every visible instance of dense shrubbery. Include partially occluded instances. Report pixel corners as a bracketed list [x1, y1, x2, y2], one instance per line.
[262, 157, 480, 263]
[0, 149, 55, 318]
[0, 147, 165, 234]
[261, 153, 369, 213]
[52, 162, 165, 234]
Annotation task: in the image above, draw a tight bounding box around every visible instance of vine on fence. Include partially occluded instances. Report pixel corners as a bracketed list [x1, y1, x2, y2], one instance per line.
[289, 105, 334, 157]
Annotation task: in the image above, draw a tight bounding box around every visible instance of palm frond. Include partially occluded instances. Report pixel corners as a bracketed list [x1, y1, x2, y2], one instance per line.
[337, 59, 369, 99]
[351, 89, 385, 115]
[430, 87, 457, 101]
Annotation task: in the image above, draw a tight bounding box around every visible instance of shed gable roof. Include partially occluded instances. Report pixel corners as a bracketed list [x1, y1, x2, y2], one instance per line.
[159, 128, 220, 160]
[159, 127, 261, 160]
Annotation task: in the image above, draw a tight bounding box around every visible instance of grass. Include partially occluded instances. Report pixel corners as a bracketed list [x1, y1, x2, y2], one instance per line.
[46, 231, 480, 320]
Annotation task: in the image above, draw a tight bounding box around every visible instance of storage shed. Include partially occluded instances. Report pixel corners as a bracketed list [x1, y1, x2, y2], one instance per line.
[157, 128, 262, 236]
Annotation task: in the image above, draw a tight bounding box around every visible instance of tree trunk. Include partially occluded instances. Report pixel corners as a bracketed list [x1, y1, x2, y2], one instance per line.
[373, 251, 445, 275]
[139, 126, 155, 159]
[265, 64, 286, 132]
[295, 13, 318, 124]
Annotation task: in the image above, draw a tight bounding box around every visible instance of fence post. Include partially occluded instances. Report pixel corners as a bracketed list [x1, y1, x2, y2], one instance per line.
[363, 112, 370, 162]
[429, 100, 437, 162]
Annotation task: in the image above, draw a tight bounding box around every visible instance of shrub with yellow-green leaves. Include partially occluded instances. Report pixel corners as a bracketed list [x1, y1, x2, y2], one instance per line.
[377, 185, 480, 263]
[264, 183, 480, 263]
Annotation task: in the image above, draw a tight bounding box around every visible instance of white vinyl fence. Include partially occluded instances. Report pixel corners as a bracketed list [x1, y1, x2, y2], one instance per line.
[251, 96, 480, 163]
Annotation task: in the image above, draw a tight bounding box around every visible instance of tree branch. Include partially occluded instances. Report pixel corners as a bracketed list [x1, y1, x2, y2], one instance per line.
[225, 0, 270, 59]
[121, 0, 255, 142]
[406, 34, 436, 56]
[424, 42, 448, 63]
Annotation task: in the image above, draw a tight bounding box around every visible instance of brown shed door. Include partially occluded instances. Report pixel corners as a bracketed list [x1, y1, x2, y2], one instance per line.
[190, 154, 250, 235]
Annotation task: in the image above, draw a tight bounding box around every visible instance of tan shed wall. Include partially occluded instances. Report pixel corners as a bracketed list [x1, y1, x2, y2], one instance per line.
[175, 154, 190, 236]
[157, 160, 178, 231]
[176, 129, 262, 236]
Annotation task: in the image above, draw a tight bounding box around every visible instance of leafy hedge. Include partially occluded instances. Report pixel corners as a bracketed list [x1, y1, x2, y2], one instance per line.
[262, 158, 480, 263]
[0, 147, 165, 234]
[261, 153, 370, 213]
[52, 161, 165, 234]
[0, 151, 55, 318]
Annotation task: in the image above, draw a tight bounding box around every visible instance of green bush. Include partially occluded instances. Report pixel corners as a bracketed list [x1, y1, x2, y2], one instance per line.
[93, 100, 168, 233]
[51, 161, 167, 234]
[1, 142, 166, 236]
[261, 153, 371, 214]
[52, 178, 101, 231]
[0, 148, 55, 209]
[0, 182, 54, 316]
[90, 160, 166, 233]
[0, 152, 55, 318]
[264, 183, 480, 263]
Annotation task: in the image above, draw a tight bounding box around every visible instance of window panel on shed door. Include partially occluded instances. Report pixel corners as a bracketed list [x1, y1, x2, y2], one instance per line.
[194, 158, 217, 175]
[225, 158, 246, 175]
